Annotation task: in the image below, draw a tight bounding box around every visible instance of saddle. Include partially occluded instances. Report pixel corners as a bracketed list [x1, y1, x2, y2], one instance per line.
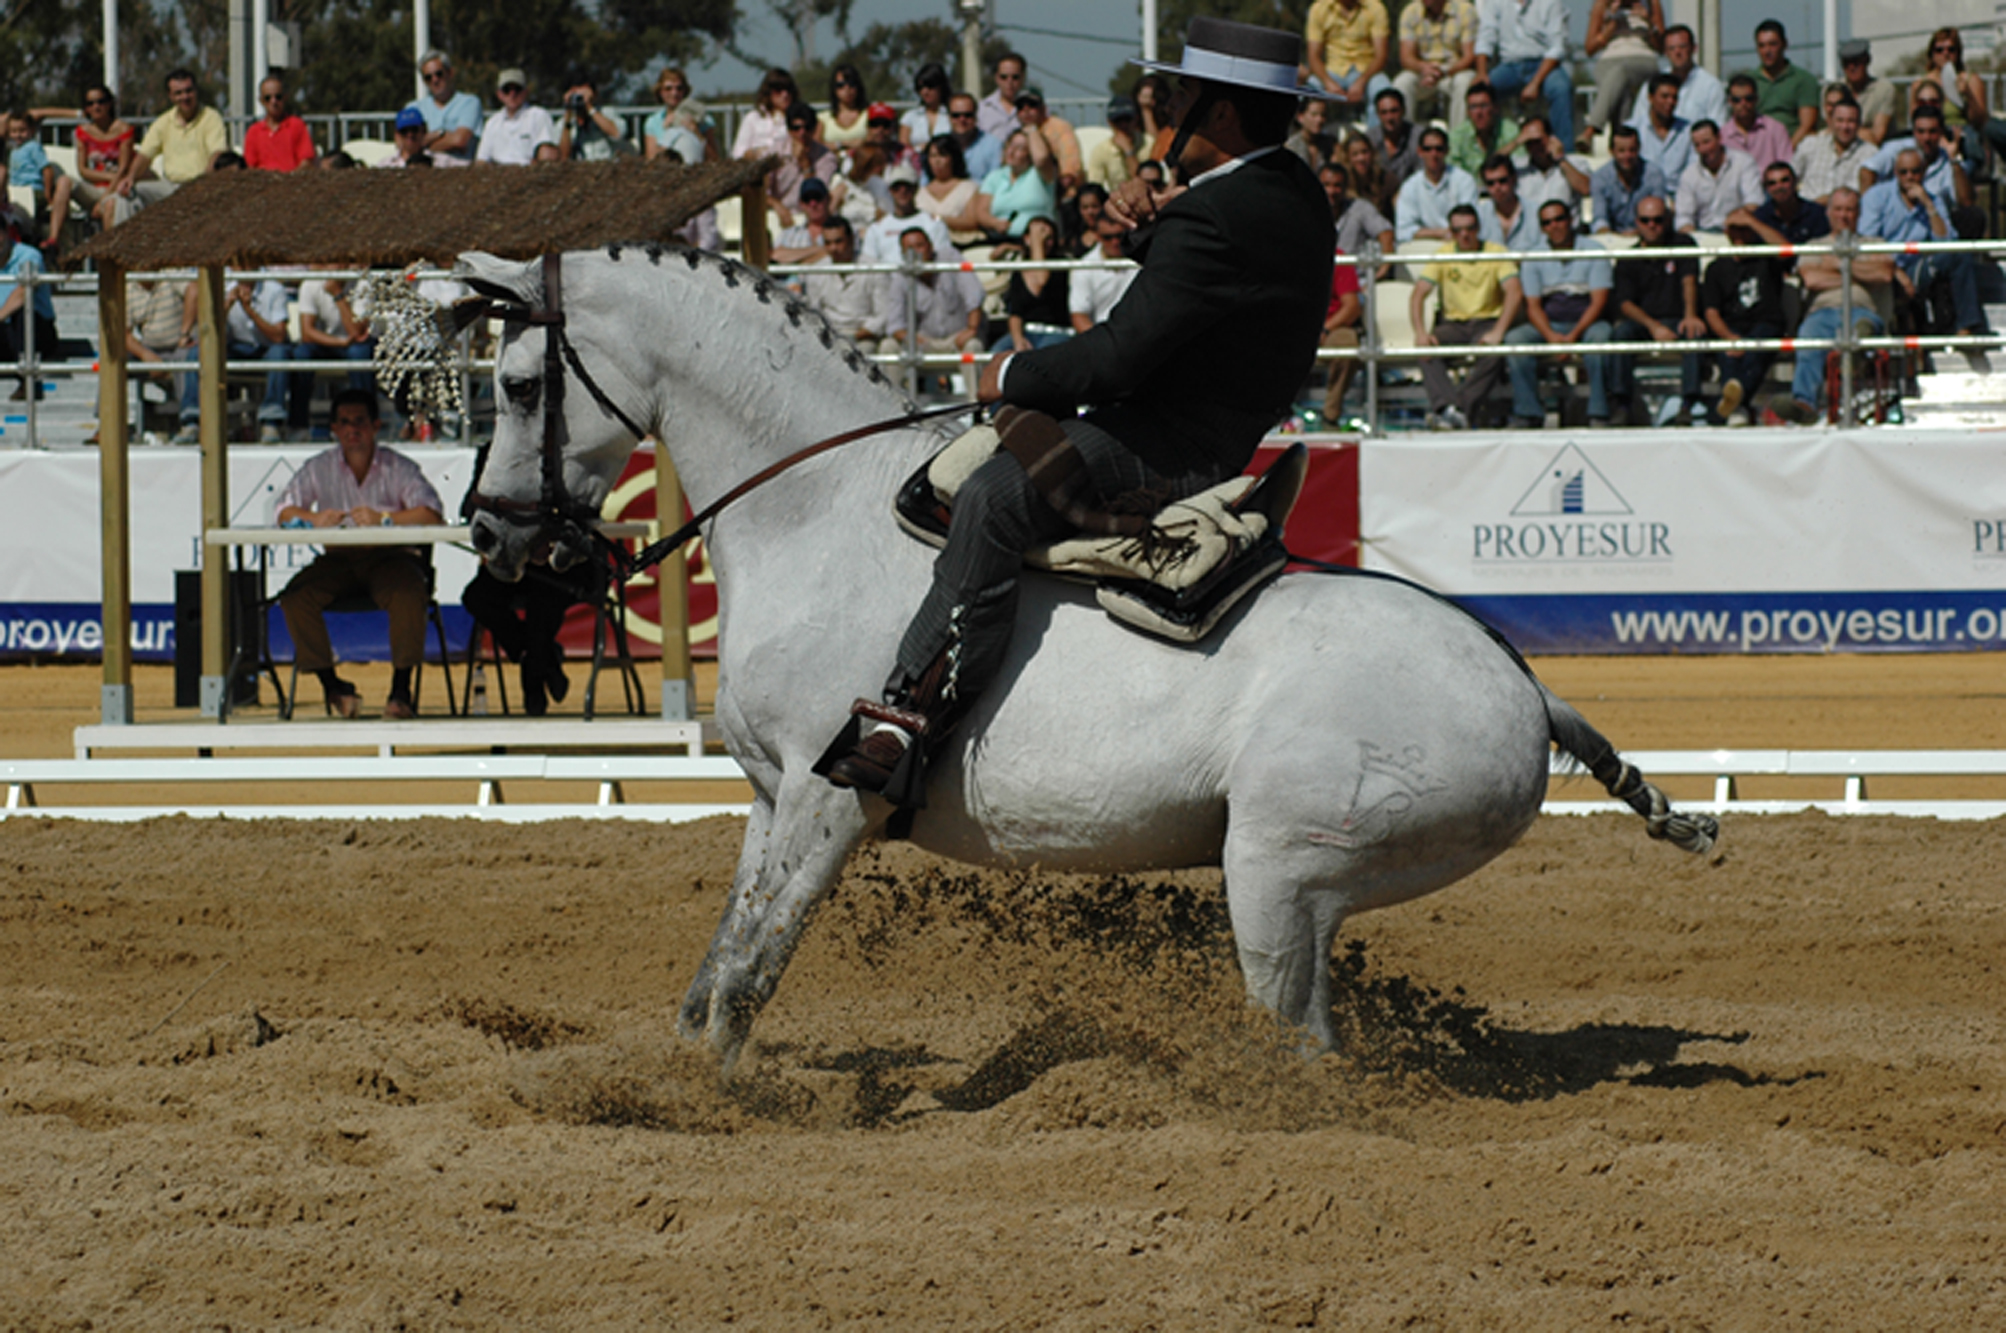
[894, 426, 1308, 644]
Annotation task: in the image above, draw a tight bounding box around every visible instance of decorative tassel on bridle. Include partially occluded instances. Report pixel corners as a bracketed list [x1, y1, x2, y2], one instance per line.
[362, 269, 467, 429]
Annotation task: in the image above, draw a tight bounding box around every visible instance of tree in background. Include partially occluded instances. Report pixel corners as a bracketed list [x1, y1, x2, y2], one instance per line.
[285, 0, 740, 116]
[0, 0, 191, 117]
[779, 20, 1012, 109]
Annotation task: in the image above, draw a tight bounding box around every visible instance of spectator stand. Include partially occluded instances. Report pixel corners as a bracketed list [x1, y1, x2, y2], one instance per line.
[1333, 233, 2006, 434]
[70, 157, 773, 730]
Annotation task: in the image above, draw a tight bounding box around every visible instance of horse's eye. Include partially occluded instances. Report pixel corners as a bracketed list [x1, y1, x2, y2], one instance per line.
[503, 376, 540, 412]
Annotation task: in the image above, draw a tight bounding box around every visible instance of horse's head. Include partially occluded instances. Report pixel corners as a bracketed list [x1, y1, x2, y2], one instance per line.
[456, 251, 651, 582]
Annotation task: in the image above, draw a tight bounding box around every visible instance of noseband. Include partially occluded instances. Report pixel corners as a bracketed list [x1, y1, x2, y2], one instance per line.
[465, 252, 653, 553]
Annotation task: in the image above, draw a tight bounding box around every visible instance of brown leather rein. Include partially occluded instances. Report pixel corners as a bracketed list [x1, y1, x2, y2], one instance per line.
[461, 251, 974, 580]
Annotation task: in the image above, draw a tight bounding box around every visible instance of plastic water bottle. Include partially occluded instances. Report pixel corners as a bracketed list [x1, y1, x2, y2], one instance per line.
[470, 658, 489, 715]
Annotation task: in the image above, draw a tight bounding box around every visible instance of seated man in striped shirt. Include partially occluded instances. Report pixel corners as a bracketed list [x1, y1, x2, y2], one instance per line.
[275, 389, 444, 719]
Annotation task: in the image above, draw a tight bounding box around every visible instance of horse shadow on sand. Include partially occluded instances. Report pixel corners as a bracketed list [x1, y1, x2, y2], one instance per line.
[780, 873, 1815, 1127]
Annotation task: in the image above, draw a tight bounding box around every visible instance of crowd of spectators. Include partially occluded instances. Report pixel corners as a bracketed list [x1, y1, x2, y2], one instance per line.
[1, 19, 1998, 436]
[780, 50, 1163, 375]
[1332, 14, 2002, 429]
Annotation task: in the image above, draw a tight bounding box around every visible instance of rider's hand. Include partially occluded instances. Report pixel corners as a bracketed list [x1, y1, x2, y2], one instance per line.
[1107, 177, 1181, 229]
[977, 352, 1011, 402]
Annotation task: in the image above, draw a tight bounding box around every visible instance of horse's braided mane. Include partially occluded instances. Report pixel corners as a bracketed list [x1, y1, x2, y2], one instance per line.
[601, 240, 920, 411]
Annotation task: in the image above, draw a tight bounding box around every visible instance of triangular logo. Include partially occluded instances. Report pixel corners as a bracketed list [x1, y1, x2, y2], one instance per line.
[231, 456, 301, 526]
[1509, 444, 1633, 517]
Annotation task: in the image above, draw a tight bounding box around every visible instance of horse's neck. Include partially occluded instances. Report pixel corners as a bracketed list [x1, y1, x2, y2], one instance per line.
[590, 248, 942, 622]
[592, 248, 926, 517]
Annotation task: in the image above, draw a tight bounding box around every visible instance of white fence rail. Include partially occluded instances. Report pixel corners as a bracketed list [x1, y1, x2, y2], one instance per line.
[6, 747, 2005, 822]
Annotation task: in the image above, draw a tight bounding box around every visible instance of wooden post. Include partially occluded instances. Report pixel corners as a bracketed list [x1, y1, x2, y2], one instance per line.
[196, 265, 230, 717]
[654, 443, 695, 720]
[740, 181, 770, 271]
[95, 262, 133, 724]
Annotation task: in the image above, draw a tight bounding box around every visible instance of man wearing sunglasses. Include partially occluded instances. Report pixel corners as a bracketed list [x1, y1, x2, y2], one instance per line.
[1475, 153, 1537, 250]
[1411, 203, 1521, 430]
[475, 69, 556, 166]
[1858, 106, 1972, 212]
[1503, 201, 1615, 427]
[1721, 75, 1791, 176]
[1861, 144, 1989, 348]
[979, 53, 1030, 141]
[242, 76, 314, 171]
[946, 93, 1002, 182]
[1395, 125, 1478, 242]
[406, 49, 482, 164]
[1609, 198, 1704, 424]
[1737, 162, 1828, 254]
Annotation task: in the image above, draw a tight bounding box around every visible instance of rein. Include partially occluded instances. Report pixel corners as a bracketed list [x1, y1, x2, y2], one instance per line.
[621, 400, 974, 578]
[461, 250, 974, 580]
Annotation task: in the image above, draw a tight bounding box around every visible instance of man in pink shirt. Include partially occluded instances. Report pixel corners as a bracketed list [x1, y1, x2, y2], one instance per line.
[242, 76, 315, 171]
[276, 389, 444, 718]
[1721, 74, 1792, 174]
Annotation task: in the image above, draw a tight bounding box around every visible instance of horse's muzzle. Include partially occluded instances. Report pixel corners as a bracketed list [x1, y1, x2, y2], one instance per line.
[469, 511, 532, 582]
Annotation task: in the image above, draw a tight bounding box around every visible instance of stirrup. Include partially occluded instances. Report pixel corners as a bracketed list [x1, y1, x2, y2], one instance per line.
[813, 698, 932, 809]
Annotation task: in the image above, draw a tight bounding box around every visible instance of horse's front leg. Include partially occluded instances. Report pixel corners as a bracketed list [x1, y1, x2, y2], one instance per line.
[682, 773, 873, 1071]
[676, 788, 775, 1040]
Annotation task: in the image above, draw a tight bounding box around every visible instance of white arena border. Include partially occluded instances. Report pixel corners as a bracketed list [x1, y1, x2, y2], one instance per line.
[3, 803, 753, 823]
[6, 749, 2005, 824]
[11, 798, 2006, 825]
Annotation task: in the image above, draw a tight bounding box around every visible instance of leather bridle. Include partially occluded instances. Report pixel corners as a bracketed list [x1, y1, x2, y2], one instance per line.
[464, 252, 654, 559]
[462, 250, 975, 581]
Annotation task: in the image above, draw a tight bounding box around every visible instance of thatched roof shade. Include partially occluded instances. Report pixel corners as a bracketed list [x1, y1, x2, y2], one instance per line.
[72, 157, 772, 269]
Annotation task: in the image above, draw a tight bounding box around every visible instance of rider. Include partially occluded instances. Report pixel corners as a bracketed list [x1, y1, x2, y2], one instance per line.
[821, 17, 1338, 805]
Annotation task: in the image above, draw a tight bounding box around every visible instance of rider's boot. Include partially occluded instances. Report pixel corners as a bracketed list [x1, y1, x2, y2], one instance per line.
[818, 646, 962, 806]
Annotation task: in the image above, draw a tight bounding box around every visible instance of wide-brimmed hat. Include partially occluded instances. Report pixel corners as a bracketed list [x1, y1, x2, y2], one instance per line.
[1133, 17, 1342, 102]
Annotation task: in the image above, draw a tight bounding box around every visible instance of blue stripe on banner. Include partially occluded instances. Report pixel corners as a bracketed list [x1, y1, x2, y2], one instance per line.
[0, 602, 477, 663]
[0, 603, 178, 660]
[1455, 592, 2006, 655]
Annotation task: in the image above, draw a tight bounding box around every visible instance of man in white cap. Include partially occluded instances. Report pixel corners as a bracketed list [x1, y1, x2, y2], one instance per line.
[476, 69, 556, 165]
[821, 16, 1337, 804]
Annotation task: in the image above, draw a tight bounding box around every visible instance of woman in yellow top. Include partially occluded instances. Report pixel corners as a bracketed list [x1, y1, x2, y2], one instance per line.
[817, 64, 870, 149]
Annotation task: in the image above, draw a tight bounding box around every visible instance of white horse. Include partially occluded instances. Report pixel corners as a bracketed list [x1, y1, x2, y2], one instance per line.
[457, 245, 1715, 1068]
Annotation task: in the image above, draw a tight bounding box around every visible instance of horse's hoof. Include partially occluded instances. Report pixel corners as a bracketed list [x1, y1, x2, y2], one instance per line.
[676, 992, 712, 1040]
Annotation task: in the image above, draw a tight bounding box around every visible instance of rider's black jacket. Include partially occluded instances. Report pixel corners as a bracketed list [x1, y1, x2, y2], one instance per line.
[999, 146, 1334, 479]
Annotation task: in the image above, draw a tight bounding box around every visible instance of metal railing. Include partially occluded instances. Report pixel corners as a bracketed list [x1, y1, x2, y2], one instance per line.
[5, 235, 1999, 449]
[35, 96, 1113, 162]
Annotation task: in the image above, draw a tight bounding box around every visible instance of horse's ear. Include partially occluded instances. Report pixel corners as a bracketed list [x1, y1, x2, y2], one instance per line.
[453, 251, 544, 309]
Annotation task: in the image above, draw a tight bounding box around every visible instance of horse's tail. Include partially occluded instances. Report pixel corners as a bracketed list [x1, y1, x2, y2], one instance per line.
[1539, 683, 1719, 855]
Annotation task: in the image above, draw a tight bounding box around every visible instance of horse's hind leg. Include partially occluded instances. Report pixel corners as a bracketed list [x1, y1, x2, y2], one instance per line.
[1222, 820, 1350, 1051]
[681, 773, 870, 1070]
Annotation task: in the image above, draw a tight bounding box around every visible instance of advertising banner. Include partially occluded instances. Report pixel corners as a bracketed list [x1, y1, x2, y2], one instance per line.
[0, 437, 1356, 665]
[1361, 428, 2006, 653]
